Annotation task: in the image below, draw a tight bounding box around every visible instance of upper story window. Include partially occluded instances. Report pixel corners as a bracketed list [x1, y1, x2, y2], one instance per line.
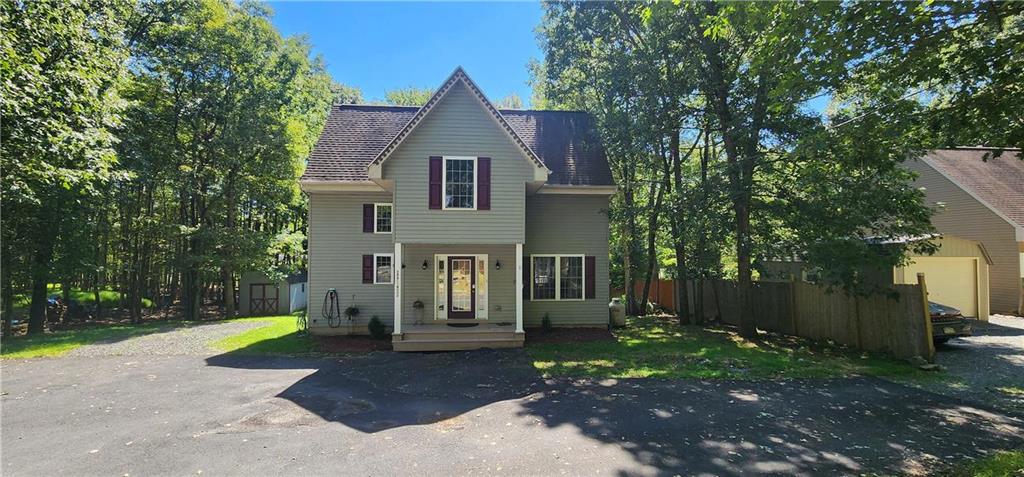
[374, 203, 392, 233]
[444, 157, 476, 210]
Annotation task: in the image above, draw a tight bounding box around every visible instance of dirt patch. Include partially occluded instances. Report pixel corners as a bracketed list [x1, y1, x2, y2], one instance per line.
[316, 335, 391, 353]
[525, 327, 614, 345]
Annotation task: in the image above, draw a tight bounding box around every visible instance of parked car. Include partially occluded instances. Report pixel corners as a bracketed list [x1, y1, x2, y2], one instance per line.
[929, 301, 973, 344]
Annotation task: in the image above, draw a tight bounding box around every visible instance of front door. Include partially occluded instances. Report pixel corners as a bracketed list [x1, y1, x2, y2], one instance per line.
[447, 256, 476, 319]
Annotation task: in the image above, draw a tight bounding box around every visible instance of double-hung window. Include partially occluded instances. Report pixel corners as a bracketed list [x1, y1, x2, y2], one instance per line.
[374, 203, 392, 233]
[374, 253, 393, 284]
[443, 157, 476, 209]
[531, 255, 585, 301]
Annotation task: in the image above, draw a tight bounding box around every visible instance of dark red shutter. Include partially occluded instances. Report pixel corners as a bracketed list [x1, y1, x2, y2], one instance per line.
[429, 156, 442, 209]
[362, 255, 374, 283]
[585, 256, 596, 299]
[477, 157, 491, 210]
[362, 204, 374, 233]
[523, 257, 531, 299]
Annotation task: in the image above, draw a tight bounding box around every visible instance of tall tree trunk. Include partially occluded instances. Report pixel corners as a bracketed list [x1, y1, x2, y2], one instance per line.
[700, 25, 757, 338]
[668, 132, 692, 324]
[621, 167, 640, 315]
[2, 267, 13, 336]
[639, 179, 664, 313]
[27, 232, 55, 334]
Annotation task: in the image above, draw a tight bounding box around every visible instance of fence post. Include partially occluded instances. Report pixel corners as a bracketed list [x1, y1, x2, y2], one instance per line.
[917, 273, 936, 363]
[789, 277, 799, 336]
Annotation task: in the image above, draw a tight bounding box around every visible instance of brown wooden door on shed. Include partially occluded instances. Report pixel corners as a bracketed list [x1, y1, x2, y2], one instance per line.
[249, 283, 280, 316]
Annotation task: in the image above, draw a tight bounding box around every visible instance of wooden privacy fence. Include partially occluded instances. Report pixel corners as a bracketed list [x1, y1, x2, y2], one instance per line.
[626, 277, 933, 360]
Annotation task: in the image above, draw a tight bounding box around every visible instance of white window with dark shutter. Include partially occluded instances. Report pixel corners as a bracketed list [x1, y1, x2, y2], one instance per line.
[531, 255, 586, 301]
[443, 156, 476, 210]
[374, 253, 393, 284]
[374, 203, 392, 233]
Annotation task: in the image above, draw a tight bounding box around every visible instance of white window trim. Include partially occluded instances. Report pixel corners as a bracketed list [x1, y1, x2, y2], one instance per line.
[374, 253, 394, 285]
[530, 254, 585, 301]
[441, 156, 478, 211]
[373, 203, 393, 234]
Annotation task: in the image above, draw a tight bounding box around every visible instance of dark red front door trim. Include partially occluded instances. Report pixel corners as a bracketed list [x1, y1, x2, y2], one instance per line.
[447, 256, 475, 319]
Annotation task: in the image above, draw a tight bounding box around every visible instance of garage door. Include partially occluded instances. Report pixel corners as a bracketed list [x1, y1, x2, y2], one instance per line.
[903, 257, 978, 318]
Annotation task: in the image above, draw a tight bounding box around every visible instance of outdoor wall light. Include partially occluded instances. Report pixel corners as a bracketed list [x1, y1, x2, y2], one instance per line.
[495, 260, 502, 270]
[421, 260, 429, 270]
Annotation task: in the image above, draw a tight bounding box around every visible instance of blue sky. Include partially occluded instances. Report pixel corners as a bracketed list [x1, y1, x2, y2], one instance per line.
[267, 1, 544, 106]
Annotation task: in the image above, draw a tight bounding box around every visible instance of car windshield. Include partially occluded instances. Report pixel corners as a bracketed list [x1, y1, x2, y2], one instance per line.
[928, 301, 961, 315]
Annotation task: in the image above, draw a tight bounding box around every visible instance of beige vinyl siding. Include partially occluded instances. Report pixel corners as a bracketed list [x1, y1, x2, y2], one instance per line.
[524, 195, 611, 327]
[383, 82, 534, 244]
[400, 244, 517, 325]
[307, 191, 395, 335]
[906, 159, 1022, 313]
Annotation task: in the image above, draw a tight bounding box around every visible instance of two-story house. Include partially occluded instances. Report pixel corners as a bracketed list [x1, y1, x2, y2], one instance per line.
[299, 67, 615, 351]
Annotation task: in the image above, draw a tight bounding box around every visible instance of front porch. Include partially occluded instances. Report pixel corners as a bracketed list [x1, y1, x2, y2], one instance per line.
[392, 323, 525, 351]
[390, 242, 525, 351]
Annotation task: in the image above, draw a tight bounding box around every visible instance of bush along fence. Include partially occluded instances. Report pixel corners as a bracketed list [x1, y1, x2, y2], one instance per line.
[628, 276, 935, 361]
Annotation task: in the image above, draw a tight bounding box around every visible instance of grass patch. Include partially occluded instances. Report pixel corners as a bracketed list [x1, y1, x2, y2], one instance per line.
[214, 315, 319, 355]
[527, 316, 929, 380]
[1, 321, 184, 359]
[12, 284, 154, 310]
[951, 451, 1024, 477]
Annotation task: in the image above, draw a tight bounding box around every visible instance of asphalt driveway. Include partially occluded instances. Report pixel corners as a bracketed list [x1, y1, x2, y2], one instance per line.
[919, 314, 1024, 411]
[3, 330, 1022, 477]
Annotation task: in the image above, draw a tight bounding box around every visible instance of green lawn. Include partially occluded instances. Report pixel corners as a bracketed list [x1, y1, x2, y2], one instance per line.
[952, 451, 1024, 477]
[527, 315, 929, 380]
[12, 284, 154, 310]
[214, 315, 319, 355]
[1, 321, 185, 359]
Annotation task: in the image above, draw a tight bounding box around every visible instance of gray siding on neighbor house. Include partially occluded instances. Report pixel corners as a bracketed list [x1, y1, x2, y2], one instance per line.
[400, 244, 517, 325]
[906, 159, 1022, 313]
[307, 191, 395, 334]
[383, 81, 535, 244]
[524, 195, 611, 327]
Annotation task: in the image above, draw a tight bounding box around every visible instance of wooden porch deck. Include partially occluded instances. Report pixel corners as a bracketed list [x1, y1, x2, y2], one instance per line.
[392, 323, 525, 352]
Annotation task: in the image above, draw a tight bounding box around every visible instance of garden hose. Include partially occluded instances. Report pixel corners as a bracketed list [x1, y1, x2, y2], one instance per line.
[322, 288, 342, 328]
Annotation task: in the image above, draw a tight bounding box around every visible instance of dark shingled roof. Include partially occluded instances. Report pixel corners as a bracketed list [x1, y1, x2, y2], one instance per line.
[301, 104, 614, 186]
[923, 148, 1024, 228]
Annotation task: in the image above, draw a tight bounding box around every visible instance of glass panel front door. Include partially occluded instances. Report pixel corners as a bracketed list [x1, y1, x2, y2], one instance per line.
[447, 256, 475, 319]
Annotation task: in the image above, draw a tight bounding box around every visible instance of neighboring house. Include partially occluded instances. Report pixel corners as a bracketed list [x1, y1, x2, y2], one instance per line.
[299, 67, 615, 351]
[239, 270, 308, 316]
[760, 234, 993, 321]
[904, 148, 1024, 315]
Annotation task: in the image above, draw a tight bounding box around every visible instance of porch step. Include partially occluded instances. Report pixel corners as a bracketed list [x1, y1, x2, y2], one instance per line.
[393, 326, 525, 352]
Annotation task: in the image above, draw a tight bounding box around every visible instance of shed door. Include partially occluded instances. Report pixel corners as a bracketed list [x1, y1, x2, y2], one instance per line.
[904, 257, 978, 318]
[249, 283, 279, 316]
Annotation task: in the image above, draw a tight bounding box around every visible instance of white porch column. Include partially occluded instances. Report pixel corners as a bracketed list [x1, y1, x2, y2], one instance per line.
[515, 243, 524, 333]
[393, 242, 402, 335]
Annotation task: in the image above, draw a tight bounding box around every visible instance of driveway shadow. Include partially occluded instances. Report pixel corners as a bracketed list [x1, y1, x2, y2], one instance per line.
[205, 346, 1024, 475]
[206, 348, 546, 433]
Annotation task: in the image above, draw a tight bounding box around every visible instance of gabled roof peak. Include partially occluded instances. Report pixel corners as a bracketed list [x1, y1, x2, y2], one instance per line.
[366, 66, 549, 173]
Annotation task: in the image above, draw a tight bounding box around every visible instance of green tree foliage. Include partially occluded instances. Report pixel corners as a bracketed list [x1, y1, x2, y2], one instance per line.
[535, 1, 1002, 336]
[497, 93, 524, 109]
[1, 0, 132, 333]
[384, 87, 433, 106]
[331, 82, 363, 105]
[2, 0, 333, 331]
[119, 0, 332, 320]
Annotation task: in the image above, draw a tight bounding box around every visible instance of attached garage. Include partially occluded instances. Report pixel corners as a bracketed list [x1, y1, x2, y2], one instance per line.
[893, 236, 992, 321]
